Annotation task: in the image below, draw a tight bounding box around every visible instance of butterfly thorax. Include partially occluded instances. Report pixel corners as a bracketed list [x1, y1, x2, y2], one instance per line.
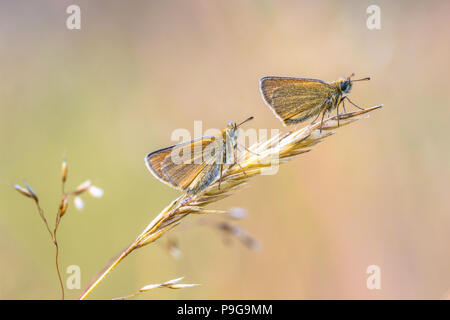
[223, 125, 239, 165]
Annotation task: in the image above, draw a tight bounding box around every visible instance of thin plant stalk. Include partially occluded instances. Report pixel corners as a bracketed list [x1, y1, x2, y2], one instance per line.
[14, 160, 103, 300]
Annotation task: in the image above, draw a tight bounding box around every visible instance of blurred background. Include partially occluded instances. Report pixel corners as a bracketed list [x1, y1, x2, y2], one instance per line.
[0, 0, 449, 299]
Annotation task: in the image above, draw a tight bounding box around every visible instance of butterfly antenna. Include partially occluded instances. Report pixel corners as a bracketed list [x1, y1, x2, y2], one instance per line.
[236, 116, 254, 128]
[352, 77, 371, 82]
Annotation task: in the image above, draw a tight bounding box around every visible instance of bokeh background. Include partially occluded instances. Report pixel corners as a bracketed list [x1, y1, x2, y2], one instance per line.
[0, 0, 449, 300]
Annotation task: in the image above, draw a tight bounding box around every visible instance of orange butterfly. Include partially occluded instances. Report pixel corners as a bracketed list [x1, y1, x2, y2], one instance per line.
[146, 117, 253, 195]
[260, 74, 370, 129]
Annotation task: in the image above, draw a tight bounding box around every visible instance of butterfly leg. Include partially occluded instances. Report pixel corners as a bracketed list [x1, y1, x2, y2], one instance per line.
[319, 108, 327, 133]
[233, 146, 248, 177]
[326, 104, 333, 118]
[218, 163, 223, 190]
[311, 112, 321, 126]
[237, 162, 248, 177]
[345, 97, 365, 110]
[336, 101, 340, 127]
[238, 143, 260, 156]
[342, 99, 347, 113]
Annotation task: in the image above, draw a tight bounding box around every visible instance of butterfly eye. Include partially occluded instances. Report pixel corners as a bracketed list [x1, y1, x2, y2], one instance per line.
[340, 81, 351, 92]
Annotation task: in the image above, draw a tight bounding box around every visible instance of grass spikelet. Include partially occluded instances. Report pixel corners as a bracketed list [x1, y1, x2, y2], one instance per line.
[113, 276, 199, 300]
[79, 105, 382, 299]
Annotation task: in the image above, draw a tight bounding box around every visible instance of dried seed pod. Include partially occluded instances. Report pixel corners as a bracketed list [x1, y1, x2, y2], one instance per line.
[74, 180, 92, 195]
[59, 198, 69, 217]
[13, 184, 33, 198]
[24, 183, 38, 202]
[61, 160, 68, 183]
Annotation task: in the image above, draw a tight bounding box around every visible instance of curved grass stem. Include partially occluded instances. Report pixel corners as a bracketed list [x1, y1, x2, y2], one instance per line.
[78, 106, 382, 299]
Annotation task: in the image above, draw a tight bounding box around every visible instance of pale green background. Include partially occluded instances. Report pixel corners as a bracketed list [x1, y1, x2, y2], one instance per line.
[0, 0, 449, 299]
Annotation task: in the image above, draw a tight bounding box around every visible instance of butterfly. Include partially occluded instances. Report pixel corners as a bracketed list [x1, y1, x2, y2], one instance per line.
[260, 73, 370, 129]
[145, 117, 254, 195]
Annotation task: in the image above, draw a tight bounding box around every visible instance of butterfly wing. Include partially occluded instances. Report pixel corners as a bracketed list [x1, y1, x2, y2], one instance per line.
[145, 136, 220, 192]
[260, 77, 336, 125]
[182, 161, 221, 195]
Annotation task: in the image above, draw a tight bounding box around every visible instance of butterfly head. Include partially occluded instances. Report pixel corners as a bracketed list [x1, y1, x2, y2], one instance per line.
[225, 116, 254, 146]
[338, 78, 353, 95]
[337, 73, 370, 96]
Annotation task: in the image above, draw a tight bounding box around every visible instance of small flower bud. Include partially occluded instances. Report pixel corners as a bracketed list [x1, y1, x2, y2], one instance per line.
[13, 184, 32, 198]
[227, 207, 247, 219]
[168, 283, 199, 289]
[166, 238, 182, 259]
[139, 284, 160, 292]
[162, 277, 184, 286]
[61, 160, 68, 183]
[24, 183, 38, 202]
[59, 198, 69, 217]
[88, 185, 104, 198]
[74, 180, 92, 195]
[73, 196, 85, 211]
